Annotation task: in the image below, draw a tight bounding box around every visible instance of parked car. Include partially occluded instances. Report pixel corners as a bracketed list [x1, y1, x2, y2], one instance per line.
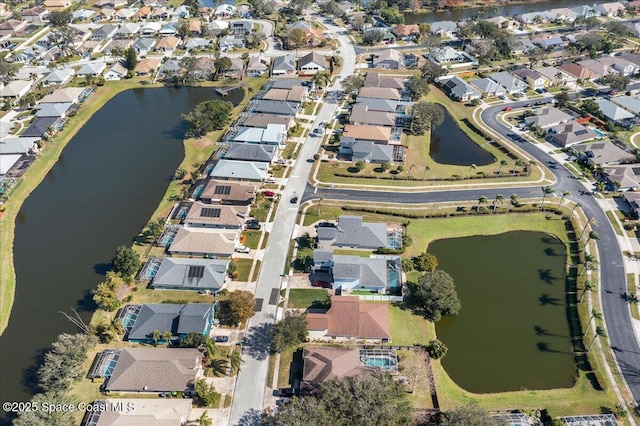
[503, 107, 512, 111]
[279, 388, 295, 397]
[214, 336, 229, 343]
[290, 196, 299, 204]
[263, 190, 276, 197]
[313, 280, 331, 288]
[235, 245, 250, 253]
[246, 222, 261, 230]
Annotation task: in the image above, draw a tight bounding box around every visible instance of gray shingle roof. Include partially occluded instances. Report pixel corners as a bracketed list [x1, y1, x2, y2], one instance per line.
[224, 143, 277, 162]
[126, 303, 214, 341]
[22, 117, 58, 137]
[252, 100, 298, 116]
[317, 216, 387, 249]
[333, 255, 388, 289]
[152, 257, 229, 290]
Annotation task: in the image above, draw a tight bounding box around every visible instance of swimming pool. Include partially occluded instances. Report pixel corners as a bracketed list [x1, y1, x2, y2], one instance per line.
[365, 357, 393, 368]
[388, 269, 399, 290]
[192, 184, 205, 200]
[590, 127, 606, 137]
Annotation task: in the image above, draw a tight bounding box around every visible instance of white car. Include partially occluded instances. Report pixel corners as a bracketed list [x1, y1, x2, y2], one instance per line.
[235, 245, 250, 253]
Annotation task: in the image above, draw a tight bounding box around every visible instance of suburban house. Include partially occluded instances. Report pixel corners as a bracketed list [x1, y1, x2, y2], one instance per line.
[141, 22, 162, 35]
[104, 62, 128, 81]
[133, 37, 157, 55]
[124, 303, 215, 343]
[271, 54, 296, 76]
[469, 78, 506, 98]
[43, 69, 75, 86]
[356, 98, 404, 114]
[0, 137, 39, 155]
[611, 96, 640, 116]
[373, 49, 404, 70]
[595, 1, 626, 17]
[233, 123, 287, 145]
[339, 138, 394, 163]
[363, 28, 395, 44]
[230, 20, 253, 34]
[183, 202, 248, 229]
[0, 80, 32, 100]
[39, 87, 86, 104]
[219, 35, 245, 50]
[102, 348, 202, 393]
[597, 56, 638, 76]
[604, 164, 640, 190]
[343, 124, 392, 144]
[44, 0, 72, 10]
[77, 62, 106, 77]
[35, 102, 72, 118]
[84, 399, 192, 426]
[242, 113, 294, 129]
[524, 106, 572, 128]
[570, 140, 635, 165]
[155, 36, 181, 54]
[622, 192, 640, 217]
[103, 39, 133, 55]
[349, 104, 396, 127]
[223, 143, 278, 163]
[0, 19, 27, 37]
[184, 37, 210, 50]
[301, 347, 383, 389]
[578, 59, 613, 78]
[559, 62, 599, 81]
[316, 215, 390, 249]
[91, 24, 118, 41]
[298, 52, 326, 75]
[431, 46, 465, 64]
[160, 21, 179, 36]
[209, 159, 269, 181]
[159, 59, 182, 76]
[535, 66, 578, 89]
[246, 55, 269, 77]
[261, 86, 307, 104]
[429, 20, 457, 37]
[198, 180, 257, 205]
[358, 87, 401, 101]
[392, 23, 420, 40]
[168, 227, 238, 257]
[215, 3, 236, 17]
[21, 117, 59, 138]
[441, 75, 481, 102]
[363, 71, 404, 90]
[134, 58, 161, 76]
[306, 296, 392, 342]
[313, 249, 402, 293]
[151, 257, 229, 291]
[530, 34, 565, 50]
[548, 122, 598, 146]
[512, 68, 548, 90]
[21, 6, 49, 23]
[71, 8, 95, 21]
[251, 100, 298, 117]
[595, 99, 635, 123]
[488, 72, 528, 94]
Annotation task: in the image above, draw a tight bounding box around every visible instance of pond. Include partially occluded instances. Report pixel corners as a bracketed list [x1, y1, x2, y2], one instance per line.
[0, 86, 243, 423]
[405, 0, 598, 24]
[429, 104, 495, 167]
[430, 231, 575, 393]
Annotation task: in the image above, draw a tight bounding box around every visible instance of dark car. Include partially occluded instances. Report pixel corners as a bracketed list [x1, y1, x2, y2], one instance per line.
[279, 388, 295, 397]
[290, 196, 299, 204]
[214, 336, 229, 343]
[246, 222, 261, 230]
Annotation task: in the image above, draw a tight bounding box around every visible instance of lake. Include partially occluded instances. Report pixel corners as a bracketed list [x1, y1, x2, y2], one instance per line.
[430, 231, 576, 393]
[0, 86, 243, 424]
[429, 104, 495, 166]
[406, 0, 600, 24]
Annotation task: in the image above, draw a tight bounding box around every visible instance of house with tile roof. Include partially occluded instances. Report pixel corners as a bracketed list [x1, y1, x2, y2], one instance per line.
[343, 124, 392, 144]
[392, 23, 419, 39]
[301, 347, 379, 388]
[558, 62, 598, 81]
[168, 228, 238, 256]
[183, 202, 248, 229]
[125, 303, 215, 343]
[134, 58, 161, 76]
[155, 36, 181, 54]
[85, 398, 192, 426]
[103, 348, 202, 392]
[306, 296, 392, 341]
[152, 257, 229, 291]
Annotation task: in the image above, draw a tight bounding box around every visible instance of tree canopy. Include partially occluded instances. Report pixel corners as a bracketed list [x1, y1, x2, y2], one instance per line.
[111, 245, 141, 278]
[38, 333, 97, 392]
[406, 75, 430, 100]
[0, 60, 18, 84]
[92, 270, 130, 311]
[600, 74, 631, 91]
[182, 99, 234, 138]
[271, 311, 308, 353]
[287, 28, 308, 48]
[49, 10, 72, 27]
[340, 75, 364, 94]
[413, 251, 438, 272]
[218, 290, 255, 326]
[265, 374, 413, 426]
[410, 101, 444, 135]
[439, 403, 500, 426]
[13, 392, 76, 426]
[406, 270, 461, 322]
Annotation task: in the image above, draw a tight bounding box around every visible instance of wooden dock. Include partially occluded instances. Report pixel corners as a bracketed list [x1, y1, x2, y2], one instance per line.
[215, 85, 244, 96]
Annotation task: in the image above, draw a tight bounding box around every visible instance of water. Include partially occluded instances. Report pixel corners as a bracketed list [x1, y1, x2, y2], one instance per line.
[430, 231, 575, 393]
[406, 0, 598, 24]
[430, 104, 495, 166]
[0, 86, 243, 422]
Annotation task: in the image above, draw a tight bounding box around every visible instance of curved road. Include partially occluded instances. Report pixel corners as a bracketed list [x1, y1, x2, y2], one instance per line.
[303, 102, 640, 406]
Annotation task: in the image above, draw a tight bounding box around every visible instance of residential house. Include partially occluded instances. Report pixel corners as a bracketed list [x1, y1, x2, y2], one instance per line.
[21, 7, 49, 23]
[115, 7, 137, 20]
[97, 7, 116, 21]
[215, 4, 236, 17]
[597, 56, 638, 76]
[316, 215, 389, 249]
[39, 87, 86, 104]
[429, 20, 457, 37]
[223, 143, 277, 163]
[357, 86, 401, 101]
[103, 38, 133, 55]
[595, 2, 626, 17]
[209, 159, 269, 181]
[343, 124, 392, 144]
[392, 23, 419, 40]
[159, 21, 178, 36]
[43, 69, 74, 86]
[225, 58, 244, 79]
[558, 62, 598, 81]
[140, 22, 162, 35]
[35, 102, 72, 118]
[134, 58, 161, 76]
[91, 24, 118, 41]
[363, 28, 395, 44]
[577, 59, 612, 78]
[103, 348, 202, 393]
[21, 117, 58, 138]
[488, 72, 528, 94]
[168, 227, 238, 256]
[373, 49, 404, 70]
[236, 4, 251, 18]
[313, 250, 401, 292]
[469, 78, 506, 98]
[271, 54, 296, 76]
[515, 12, 548, 24]
[355, 98, 403, 113]
[0, 155, 22, 175]
[535, 66, 578, 89]
[152, 258, 229, 291]
[134, 5, 152, 19]
[595, 98, 635, 123]
[173, 5, 190, 19]
[620, 52, 640, 68]
[230, 20, 253, 35]
[339, 138, 394, 163]
[116, 22, 141, 38]
[0, 137, 39, 154]
[349, 104, 396, 127]
[530, 34, 565, 50]
[287, 21, 326, 46]
[71, 8, 95, 21]
[184, 37, 211, 51]
[125, 303, 215, 343]
[298, 52, 326, 75]
[545, 7, 577, 22]
[549, 122, 598, 147]
[262, 87, 307, 104]
[431, 46, 464, 64]
[246, 55, 269, 77]
[570, 4, 599, 18]
[511, 36, 537, 55]
[133, 37, 157, 55]
[306, 296, 392, 342]
[104, 61, 128, 80]
[571, 140, 635, 165]
[85, 399, 192, 426]
[622, 192, 640, 217]
[233, 123, 287, 145]
[219, 35, 245, 50]
[363, 71, 404, 90]
[0, 20, 27, 37]
[441, 75, 481, 102]
[208, 20, 229, 35]
[603, 165, 640, 190]
[183, 200, 249, 228]
[524, 106, 572, 128]
[150, 6, 170, 20]
[301, 347, 383, 389]
[77, 40, 101, 59]
[251, 100, 298, 117]
[512, 68, 548, 90]
[77, 62, 106, 77]
[0, 80, 32, 100]
[159, 59, 181, 76]
[94, 0, 126, 7]
[155, 36, 181, 54]
[198, 180, 257, 204]
[612, 96, 640, 116]
[242, 113, 294, 129]
[43, 0, 72, 10]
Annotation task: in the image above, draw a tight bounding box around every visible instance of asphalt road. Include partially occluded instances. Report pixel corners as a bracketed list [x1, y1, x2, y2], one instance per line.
[227, 17, 358, 426]
[303, 101, 640, 406]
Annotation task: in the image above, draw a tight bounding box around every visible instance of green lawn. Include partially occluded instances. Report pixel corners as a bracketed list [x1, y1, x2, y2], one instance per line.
[303, 101, 318, 115]
[287, 289, 330, 309]
[281, 142, 298, 160]
[387, 304, 435, 346]
[242, 230, 263, 249]
[235, 258, 253, 282]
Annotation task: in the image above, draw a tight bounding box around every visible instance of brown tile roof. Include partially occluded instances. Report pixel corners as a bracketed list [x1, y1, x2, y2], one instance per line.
[243, 113, 293, 129]
[134, 58, 161, 74]
[262, 86, 306, 103]
[302, 347, 377, 385]
[199, 179, 257, 204]
[168, 228, 238, 256]
[358, 86, 401, 100]
[135, 5, 151, 16]
[156, 36, 181, 50]
[308, 296, 391, 340]
[349, 104, 396, 127]
[558, 63, 596, 80]
[94, 398, 193, 425]
[363, 71, 405, 90]
[392, 23, 419, 37]
[343, 124, 391, 143]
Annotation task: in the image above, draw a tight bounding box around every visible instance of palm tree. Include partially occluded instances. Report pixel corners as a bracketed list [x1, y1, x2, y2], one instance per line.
[207, 358, 229, 377]
[477, 195, 488, 212]
[580, 280, 596, 304]
[569, 202, 582, 220]
[588, 326, 607, 352]
[580, 253, 598, 277]
[512, 159, 525, 174]
[586, 230, 600, 244]
[579, 217, 598, 239]
[422, 165, 431, 180]
[198, 412, 213, 426]
[584, 309, 601, 336]
[540, 186, 554, 210]
[151, 330, 161, 346]
[161, 330, 173, 343]
[493, 194, 504, 213]
[204, 337, 217, 359]
[558, 190, 571, 208]
[111, 318, 124, 342]
[510, 193, 520, 207]
[468, 163, 477, 179]
[498, 159, 508, 176]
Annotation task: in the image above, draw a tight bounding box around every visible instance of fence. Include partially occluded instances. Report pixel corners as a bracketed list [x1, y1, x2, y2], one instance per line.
[356, 295, 403, 302]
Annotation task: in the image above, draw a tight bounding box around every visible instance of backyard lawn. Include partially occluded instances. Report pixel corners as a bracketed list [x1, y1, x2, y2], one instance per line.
[287, 288, 331, 309]
[387, 304, 435, 346]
